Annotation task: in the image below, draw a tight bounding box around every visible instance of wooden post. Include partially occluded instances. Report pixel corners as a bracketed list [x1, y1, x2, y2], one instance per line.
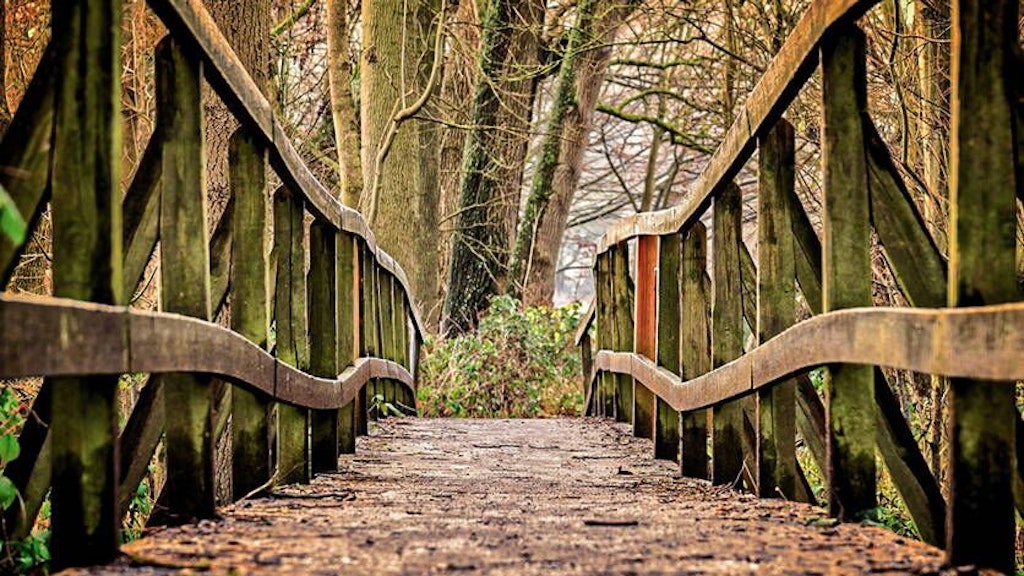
[756, 119, 797, 499]
[654, 234, 681, 461]
[309, 220, 339, 473]
[595, 252, 615, 417]
[153, 36, 218, 523]
[633, 235, 657, 439]
[356, 245, 372, 432]
[821, 23, 875, 519]
[229, 126, 273, 500]
[946, 0, 1018, 570]
[378, 272, 397, 412]
[337, 231, 359, 453]
[611, 243, 634, 424]
[274, 187, 310, 485]
[712, 184, 745, 486]
[680, 222, 710, 479]
[361, 246, 380, 422]
[48, 0, 123, 565]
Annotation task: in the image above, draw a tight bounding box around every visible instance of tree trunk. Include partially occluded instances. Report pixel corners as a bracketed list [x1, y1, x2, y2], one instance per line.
[326, 0, 363, 208]
[0, 0, 10, 136]
[360, 0, 440, 321]
[511, 0, 637, 306]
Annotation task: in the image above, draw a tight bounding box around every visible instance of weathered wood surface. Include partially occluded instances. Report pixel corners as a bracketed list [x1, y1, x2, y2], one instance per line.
[653, 234, 681, 461]
[633, 235, 658, 439]
[309, 221, 340, 473]
[680, 222, 710, 479]
[712, 186, 744, 485]
[595, 0, 879, 253]
[611, 244, 634, 424]
[588, 301, 1024, 415]
[93, 419, 945, 575]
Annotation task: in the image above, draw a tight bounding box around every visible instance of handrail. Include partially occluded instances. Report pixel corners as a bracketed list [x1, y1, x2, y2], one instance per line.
[594, 0, 878, 255]
[145, 0, 424, 336]
[588, 303, 1024, 414]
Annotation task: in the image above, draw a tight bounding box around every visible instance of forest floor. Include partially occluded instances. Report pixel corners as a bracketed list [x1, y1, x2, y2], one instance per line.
[67, 418, 952, 575]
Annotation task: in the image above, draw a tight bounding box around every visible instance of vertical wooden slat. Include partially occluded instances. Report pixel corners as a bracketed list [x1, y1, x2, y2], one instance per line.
[378, 271, 397, 411]
[337, 231, 359, 453]
[633, 235, 658, 440]
[154, 36, 217, 523]
[611, 243, 634, 424]
[361, 246, 380, 421]
[712, 184, 745, 486]
[654, 233, 681, 461]
[821, 23, 875, 519]
[274, 187, 310, 485]
[680, 222, 710, 479]
[49, 1, 123, 563]
[946, 0, 1018, 570]
[229, 126, 273, 500]
[595, 252, 615, 417]
[756, 119, 797, 499]
[309, 220, 339, 473]
[356, 245, 372, 432]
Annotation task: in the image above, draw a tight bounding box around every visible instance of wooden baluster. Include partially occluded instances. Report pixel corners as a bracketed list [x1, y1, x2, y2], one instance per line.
[633, 235, 658, 439]
[712, 184, 745, 486]
[654, 234, 682, 461]
[48, 0, 123, 565]
[154, 36, 218, 522]
[274, 186, 311, 485]
[595, 252, 615, 417]
[680, 222, 710, 479]
[611, 243, 634, 424]
[379, 272, 396, 412]
[397, 296, 415, 413]
[229, 126, 273, 500]
[338, 231, 359, 452]
[357, 245, 374, 430]
[946, 0, 1018, 570]
[362, 249, 381, 421]
[310, 220, 339, 473]
[821, 23, 875, 519]
[756, 119, 797, 499]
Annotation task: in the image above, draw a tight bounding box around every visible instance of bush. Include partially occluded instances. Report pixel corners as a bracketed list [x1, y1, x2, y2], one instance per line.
[417, 296, 584, 418]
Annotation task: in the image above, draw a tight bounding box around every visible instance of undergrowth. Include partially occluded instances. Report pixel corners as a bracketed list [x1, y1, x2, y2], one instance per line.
[417, 296, 583, 418]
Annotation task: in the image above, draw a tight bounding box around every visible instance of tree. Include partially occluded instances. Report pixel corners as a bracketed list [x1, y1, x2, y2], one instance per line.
[326, 0, 363, 208]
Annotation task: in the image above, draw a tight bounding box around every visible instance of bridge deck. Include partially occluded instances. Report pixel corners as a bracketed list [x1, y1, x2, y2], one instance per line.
[83, 418, 944, 575]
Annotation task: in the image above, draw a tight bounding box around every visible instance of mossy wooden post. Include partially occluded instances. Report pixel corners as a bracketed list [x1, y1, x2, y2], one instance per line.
[361, 246, 380, 422]
[946, 0, 1018, 570]
[154, 36, 218, 522]
[337, 231, 359, 452]
[595, 252, 615, 417]
[355, 244, 371, 432]
[229, 126, 273, 500]
[310, 220, 339, 473]
[633, 235, 658, 439]
[378, 271, 397, 411]
[611, 243, 634, 424]
[821, 23, 875, 519]
[397, 297, 415, 413]
[680, 222, 710, 478]
[712, 184, 745, 486]
[654, 233, 682, 461]
[48, 0, 123, 566]
[274, 187, 311, 484]
[756, 119, 797, 499]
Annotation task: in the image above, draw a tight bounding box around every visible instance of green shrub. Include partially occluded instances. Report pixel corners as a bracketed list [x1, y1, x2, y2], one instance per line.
[417, 296, 584, 418]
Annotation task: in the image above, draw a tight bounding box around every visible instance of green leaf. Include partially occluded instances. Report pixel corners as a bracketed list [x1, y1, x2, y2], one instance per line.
[0, 183, 27, 245]
[0, 433, 20, 464]
[0, 475, 18, 510]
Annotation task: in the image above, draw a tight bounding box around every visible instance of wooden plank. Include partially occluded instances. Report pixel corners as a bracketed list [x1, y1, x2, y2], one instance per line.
[0, 43, 56, 284]
[595, 0, 879, 252]
[118, 377, 164, 513]
[864, 118, 947, 308]
[712, 184, 744, 485]
[378, 271, 397, 411]
[274, 186, 310, 485]
[945, 1, 1018, 570]
[310, 220, 339, 473]
[229, 127, 273, 500]
[154, 37, 216, 523]
[654, 233, 681, 461]
[361, 243, 379, 422]
[337, 231, 358, 453]
[121, 134, 162, 296]
[611, 243, 634, 424]
[756, 119, 797, 499]
[789, 189, 823, 314]
[2, 380, 52, 541]
[821, 23, 875, 519]
[47, 0, 123, 566]
[633, 235, 658, 439]
[681, 221, 710, 479]
[596, 252, 615, 417]
[356, 244, 371, 433]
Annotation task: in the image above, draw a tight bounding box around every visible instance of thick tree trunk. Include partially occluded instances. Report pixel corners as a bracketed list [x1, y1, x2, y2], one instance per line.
[326, 0, 363, 208]
[512, 0, 637, 306]
[360, 0, 440, 321]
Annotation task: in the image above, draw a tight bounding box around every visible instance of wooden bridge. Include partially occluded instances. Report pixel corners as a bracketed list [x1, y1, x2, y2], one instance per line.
[0, 0, 1021, 573]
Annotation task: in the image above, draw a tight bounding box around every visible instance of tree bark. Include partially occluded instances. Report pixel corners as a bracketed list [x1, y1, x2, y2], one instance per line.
[0, 0, 10, 136]
[326, 0, 363, 208]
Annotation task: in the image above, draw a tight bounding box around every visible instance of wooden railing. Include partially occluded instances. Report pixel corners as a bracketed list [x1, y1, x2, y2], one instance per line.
[577, 0, 1023, 572]
[0, 0, 422, 569]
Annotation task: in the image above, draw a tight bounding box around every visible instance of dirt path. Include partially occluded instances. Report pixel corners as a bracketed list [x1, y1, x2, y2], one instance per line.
[69, 418, 948, 575]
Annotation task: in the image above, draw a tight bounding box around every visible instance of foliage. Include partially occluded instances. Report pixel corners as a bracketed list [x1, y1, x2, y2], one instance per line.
[0, 386, 50, 574]
[0, 183, 27, 246]
[369, 393, 403, 418]
[418, 296, 583, 418]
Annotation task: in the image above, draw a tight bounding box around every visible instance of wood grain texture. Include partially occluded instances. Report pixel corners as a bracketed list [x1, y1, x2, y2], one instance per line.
[712, 186, 744, 485]
[611, 244, 634, 424]
[681, 222, 710, 479]
[309, 220, 340, 473]
[633, 235, 658, 440]
[654, 234, 681, 462]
